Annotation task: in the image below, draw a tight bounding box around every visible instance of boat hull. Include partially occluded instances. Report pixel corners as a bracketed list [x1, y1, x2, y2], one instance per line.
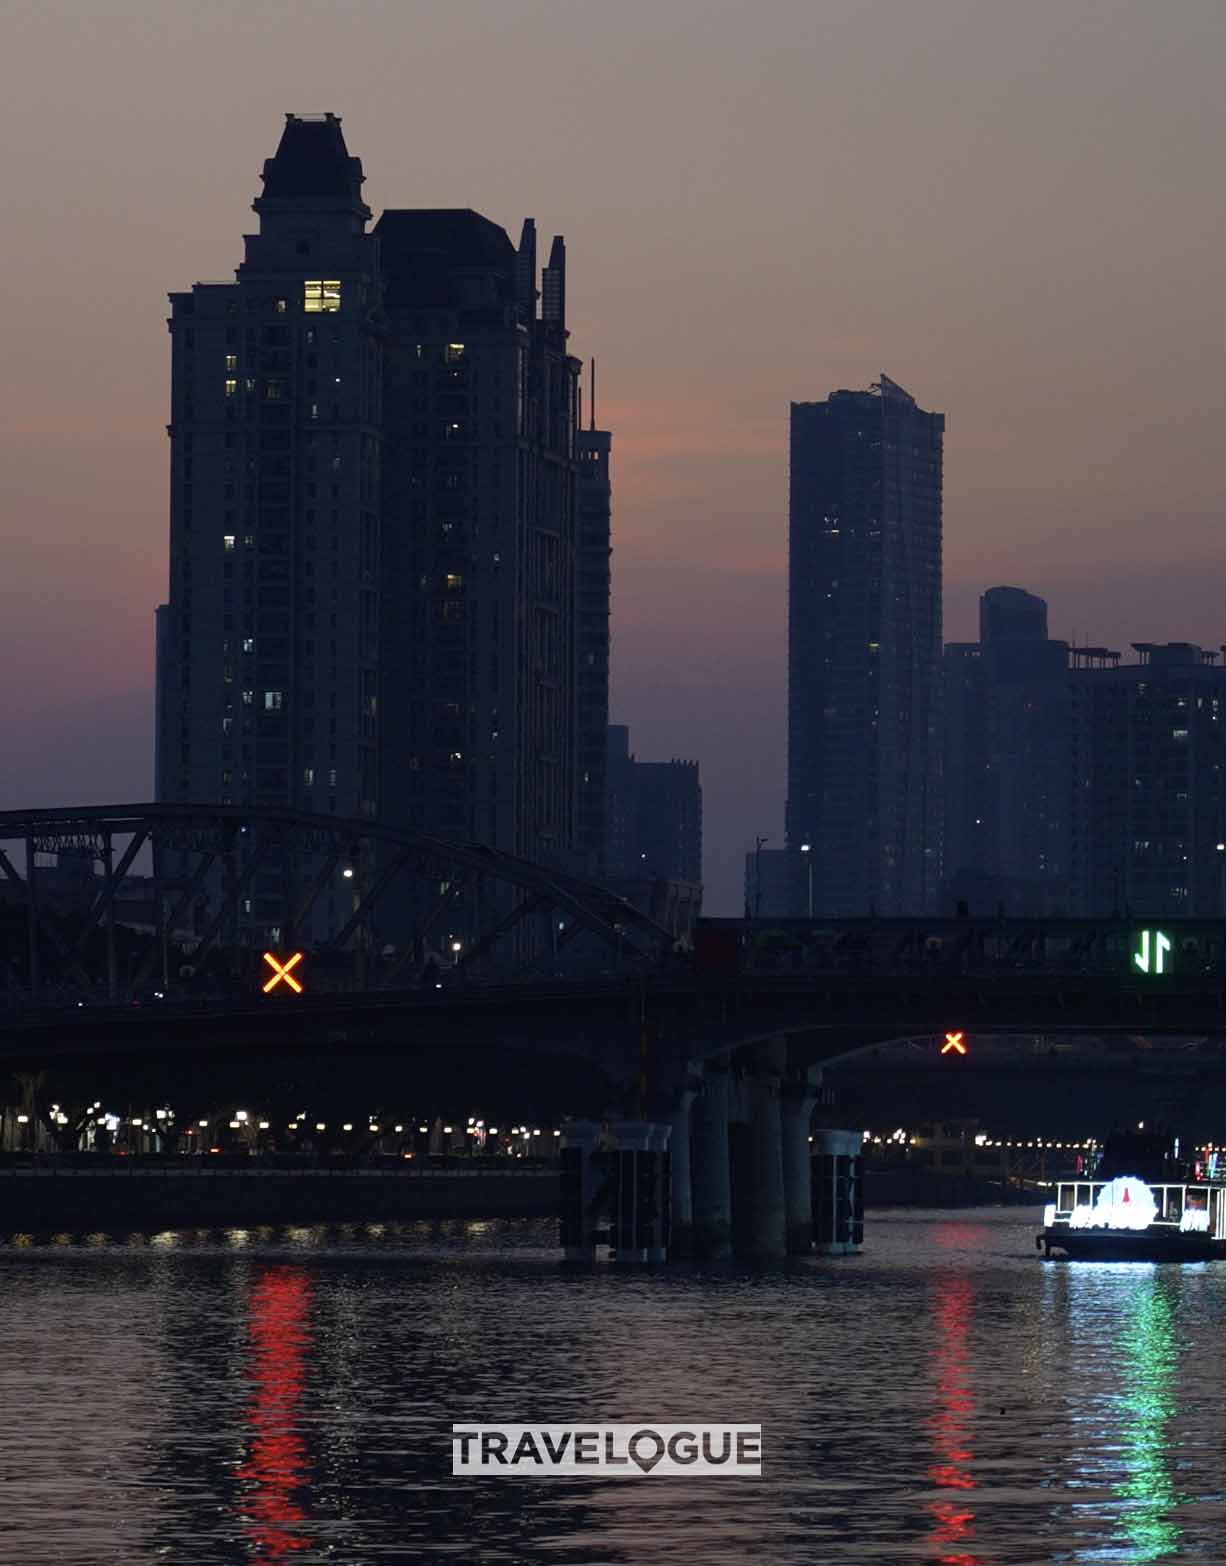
[1042, 1227, 1219, 1262]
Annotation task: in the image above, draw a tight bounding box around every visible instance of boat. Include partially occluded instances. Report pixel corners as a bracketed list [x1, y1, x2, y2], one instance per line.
[1038, 1129, 1226, 1261]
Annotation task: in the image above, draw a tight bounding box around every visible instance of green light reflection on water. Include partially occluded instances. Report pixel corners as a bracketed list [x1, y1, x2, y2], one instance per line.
[1112, 1279, 1183, 1561]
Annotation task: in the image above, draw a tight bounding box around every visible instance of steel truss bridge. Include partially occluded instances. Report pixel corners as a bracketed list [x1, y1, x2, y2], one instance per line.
[0, 803, 673, 1005]
[6, 809, 1226, 1092]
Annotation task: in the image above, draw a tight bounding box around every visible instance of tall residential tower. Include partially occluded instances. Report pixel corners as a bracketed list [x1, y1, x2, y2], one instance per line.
[786, 376, 944, 914]
[156, 115, 608, 945]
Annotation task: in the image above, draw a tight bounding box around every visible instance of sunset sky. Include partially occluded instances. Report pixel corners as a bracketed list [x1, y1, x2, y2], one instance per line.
[3, 0, 1226, 910]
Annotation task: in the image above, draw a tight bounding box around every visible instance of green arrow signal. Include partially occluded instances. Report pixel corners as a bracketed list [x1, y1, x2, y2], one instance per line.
[1133, 929, 1171, 975]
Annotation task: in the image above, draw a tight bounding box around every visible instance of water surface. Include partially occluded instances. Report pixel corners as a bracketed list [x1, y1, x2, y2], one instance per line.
[2, 1209, 1222, 1564]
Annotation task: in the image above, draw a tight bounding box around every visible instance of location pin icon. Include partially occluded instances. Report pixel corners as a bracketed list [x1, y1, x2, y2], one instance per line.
[628, 1430, 666, 1473]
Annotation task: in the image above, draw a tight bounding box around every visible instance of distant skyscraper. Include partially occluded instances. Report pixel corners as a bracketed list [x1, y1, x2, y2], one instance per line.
[979, 584, 1047, 647]
[943, 587, 1072, 914]
[1071, 643, 1226, 916]
[605, 726, 702, 886]
[156, 115, 606, 945]
[786, 376, 944, 914]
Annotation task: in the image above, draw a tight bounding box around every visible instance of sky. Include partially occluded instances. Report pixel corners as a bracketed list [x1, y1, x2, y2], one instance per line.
[2, 0, 1226, 911]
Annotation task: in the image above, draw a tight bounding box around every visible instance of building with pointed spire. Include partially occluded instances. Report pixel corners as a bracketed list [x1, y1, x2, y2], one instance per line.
[156, 115, 606, 945]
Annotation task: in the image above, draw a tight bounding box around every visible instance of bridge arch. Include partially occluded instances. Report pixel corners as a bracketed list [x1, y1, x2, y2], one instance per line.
[0, 802, 673, 1003]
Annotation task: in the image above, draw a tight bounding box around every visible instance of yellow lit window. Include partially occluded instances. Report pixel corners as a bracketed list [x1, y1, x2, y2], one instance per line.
[304, 280, 342, 313]
[223, 535, 236, 552]
[225, 354, 237, 372]
[224, 378, 238, 397]
[445, 343, 465, 362]
[445, 573, 463, 590]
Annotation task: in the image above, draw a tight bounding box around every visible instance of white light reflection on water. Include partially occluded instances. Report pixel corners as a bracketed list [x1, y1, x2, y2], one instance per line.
[1060, 1263, 1188, 1563]
[1, 1212, 1226, 1563]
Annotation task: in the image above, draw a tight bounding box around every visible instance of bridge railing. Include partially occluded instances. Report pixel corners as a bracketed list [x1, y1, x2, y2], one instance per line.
[697, 918, 1226, 980]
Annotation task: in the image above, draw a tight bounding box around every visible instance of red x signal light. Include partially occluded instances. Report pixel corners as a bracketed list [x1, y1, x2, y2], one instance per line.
[262, 951, 304, 995]
[941, 1031, 967, 1055]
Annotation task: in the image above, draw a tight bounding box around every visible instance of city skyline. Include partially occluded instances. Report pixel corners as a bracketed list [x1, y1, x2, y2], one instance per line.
[5, 1, 1226, 911]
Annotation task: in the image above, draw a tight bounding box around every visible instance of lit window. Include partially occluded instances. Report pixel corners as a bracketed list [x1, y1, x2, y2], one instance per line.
[304, 280, 342, 313]
[225, 354, 237, 372]
[241, 689, 254, 706]
[264, 691, 284, 711]
[223, 535, 236, 552]
[445, 573, 462, 590]
[224, 379, 237, 397]
[242, 637, 254, 653]
[445, 343, 465, 362]
[303, 767, 315, 786]
[275, 298, 288, 314]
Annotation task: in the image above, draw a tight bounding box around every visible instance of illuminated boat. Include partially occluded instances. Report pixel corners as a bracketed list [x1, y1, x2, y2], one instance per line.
[1039, 1130, 1226, 1260]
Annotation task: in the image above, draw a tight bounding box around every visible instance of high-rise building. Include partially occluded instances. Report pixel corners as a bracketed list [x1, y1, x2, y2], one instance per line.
[945, 619, 1226, 918]
[943, 587, 1073, 914]
[786, 376, 944, 914]
[375, 210, 585, 866]
[605, 726, 702, 886]
[575, 402, 612, 876]
[1071, 643, 1226, 917]
[157, 114, 383, 940]
[156, 115, 606, 944]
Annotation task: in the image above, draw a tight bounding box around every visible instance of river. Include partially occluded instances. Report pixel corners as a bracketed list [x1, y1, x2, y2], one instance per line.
[2, 1208, 1223, 1564]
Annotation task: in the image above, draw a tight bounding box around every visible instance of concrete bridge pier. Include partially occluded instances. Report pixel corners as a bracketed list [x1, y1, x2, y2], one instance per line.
[609, 1120, 652, 1264]
[559, 1119, 602, 1262]
[740, 1036, 788, 1262]
[668, 1077, 699, 1258]
[782, 1067, 821, 1254]
[692, 1056, 733, 1259]
[811, 1128, 865, 1255]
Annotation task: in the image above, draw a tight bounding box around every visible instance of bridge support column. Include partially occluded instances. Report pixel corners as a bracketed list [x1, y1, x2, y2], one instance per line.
[811, 1128, 865, 1255]
[782, 1067, 821, 1254]
[608, 1121, 670, 1263]
[741, 1036, 787, 1262]
[692, 1057, 732, 1259]
[668, 1078, 698, 1258]
[560, 1119, 602, 1262]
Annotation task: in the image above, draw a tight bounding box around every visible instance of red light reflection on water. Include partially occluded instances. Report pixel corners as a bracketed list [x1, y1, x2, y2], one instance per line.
[236, 1268, 312, 1561]
[926, 1274, 981, 1566]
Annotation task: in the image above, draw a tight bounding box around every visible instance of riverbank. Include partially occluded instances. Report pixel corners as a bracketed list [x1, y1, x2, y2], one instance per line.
[863, 1166, 1040, 1208]
[0, 1160, 558, 1228]
[0, 1158, 1042, 1230]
